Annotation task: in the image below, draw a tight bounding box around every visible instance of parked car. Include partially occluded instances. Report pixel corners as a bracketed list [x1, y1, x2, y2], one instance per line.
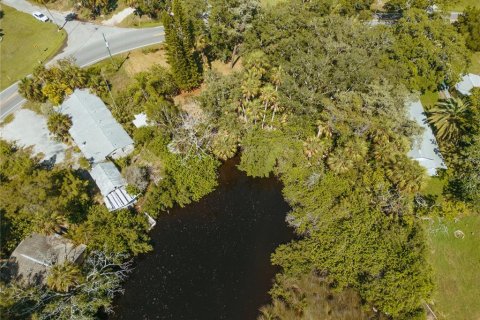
[32, 11, 49, 22]
[65, 12, 77, 21]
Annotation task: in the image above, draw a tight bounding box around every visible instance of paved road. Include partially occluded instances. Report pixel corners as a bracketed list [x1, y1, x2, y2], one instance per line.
[0, 0, 164, 119]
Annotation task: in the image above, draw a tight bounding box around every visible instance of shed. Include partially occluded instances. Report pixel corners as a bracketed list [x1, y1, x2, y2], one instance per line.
[8, 233, 86, 285]
[60, 89, 134, 162]
[90, 162, 136, 211]
[133, 113, 148, 128]
[407, 100, 447, 176]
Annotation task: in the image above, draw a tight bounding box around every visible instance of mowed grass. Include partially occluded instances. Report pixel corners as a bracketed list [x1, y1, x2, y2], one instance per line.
[0, 5, 66, 90]
[469, 52, 480, 74]
[427, 215, 480, 320]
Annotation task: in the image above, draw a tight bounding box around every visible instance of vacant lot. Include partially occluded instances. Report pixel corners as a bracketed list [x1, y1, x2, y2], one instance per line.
[0, 5, 66, 90]
[427, 215, 480, 320]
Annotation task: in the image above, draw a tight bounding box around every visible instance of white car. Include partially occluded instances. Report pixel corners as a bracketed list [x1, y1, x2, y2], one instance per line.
[32, 12, 49, 22]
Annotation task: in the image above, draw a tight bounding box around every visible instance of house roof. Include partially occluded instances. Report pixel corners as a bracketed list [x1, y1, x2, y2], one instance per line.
[60, 89, 134, 162]
[407, 100, 447, 176]
[455, 73, 480, 96]
[9, 233, 86, 285]
[90, 162, 126, 196]
[90, 162, 136, 211]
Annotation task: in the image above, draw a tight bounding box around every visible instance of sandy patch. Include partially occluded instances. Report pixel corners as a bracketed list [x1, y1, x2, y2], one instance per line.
[102, 7, 135, 26]
[0, 109, 68, 164]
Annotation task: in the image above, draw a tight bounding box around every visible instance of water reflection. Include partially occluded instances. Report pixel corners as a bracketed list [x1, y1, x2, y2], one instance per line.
[112, 158, 293, 320]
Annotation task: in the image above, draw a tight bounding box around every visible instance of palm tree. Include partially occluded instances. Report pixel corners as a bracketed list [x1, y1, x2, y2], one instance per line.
[47, 261, 84, 292]
[47, 112, 72, 142]
[260, 85, 277, 128]
[34, 211, 66, 235]
[427, 98, 468, 142]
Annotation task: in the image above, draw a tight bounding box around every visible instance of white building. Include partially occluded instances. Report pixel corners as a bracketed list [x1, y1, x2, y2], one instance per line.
[455, 73, 480, 96]
[60, 89, 134, 163]
[60, 90, 136, 211]
[407, 100, 447, 176]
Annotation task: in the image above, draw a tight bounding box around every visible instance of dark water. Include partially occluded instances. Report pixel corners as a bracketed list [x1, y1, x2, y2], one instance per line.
[111, 158, 294, 320]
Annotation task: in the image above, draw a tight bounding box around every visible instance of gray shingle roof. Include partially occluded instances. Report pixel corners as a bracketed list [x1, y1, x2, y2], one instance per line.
[407, 100, 447, 176]
[9, 233, 86, 285]
[60, 89, 133, 162]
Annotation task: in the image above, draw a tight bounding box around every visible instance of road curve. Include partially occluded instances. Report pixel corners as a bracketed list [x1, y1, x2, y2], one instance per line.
[0, 0, 164, 119]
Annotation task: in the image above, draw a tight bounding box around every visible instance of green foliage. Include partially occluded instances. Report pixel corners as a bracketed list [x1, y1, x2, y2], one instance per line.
[456, 6, 480, 52]
[126, 0, 166, 17]
[208, 0, 260, 62]
[46, 262, 84, 293]
[1, 251, 132, 319]
[18, 59, 107, 105]
[427, 98, 468, 142]
[260, 272, 384, 320]
[238, 129, 285, 177]
[272, 194, 433, 318]
[162, 0, 202, 90]
[390, 9, 469, 91]
[144, 151, 219, 212]
[69, 206, 152, 256]
[0, 140, 90, 258]
[47, 112, 72, 142]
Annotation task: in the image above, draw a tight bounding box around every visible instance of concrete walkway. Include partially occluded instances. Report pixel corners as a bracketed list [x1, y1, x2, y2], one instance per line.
[0, 109, 69, 163]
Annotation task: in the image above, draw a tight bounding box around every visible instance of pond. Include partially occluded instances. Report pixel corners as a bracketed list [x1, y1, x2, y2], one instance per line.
[111, 157, 294, 320]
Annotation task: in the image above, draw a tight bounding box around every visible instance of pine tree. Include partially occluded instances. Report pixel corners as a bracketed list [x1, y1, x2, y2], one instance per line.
[162, 0, 202, 90]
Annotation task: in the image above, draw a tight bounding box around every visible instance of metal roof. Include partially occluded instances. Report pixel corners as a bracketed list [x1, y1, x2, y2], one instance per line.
[90, 162, 136, 211]
[455, 73, 480, 96]
[90, 162, 126, 195]
[407, 100, 447, 176]
[60, 89, 134, 162]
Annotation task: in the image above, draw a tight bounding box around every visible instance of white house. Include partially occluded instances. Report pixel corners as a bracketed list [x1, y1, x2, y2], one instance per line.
[407, 100, 447, 176]
[455, 73, 480, 96]
[60, 90, 136, 211]
[60, 89, 134, 162]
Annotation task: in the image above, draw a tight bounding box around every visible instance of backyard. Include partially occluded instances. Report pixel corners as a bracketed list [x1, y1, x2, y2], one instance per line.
[0, 5, 66, 90]
[427, 215, 480, 320]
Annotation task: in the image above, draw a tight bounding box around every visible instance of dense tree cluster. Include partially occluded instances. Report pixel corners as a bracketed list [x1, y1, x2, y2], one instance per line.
[456, 6, 480, 51]
[0, 140, 90, 258]
[4, 0, 478, 318]
[197, 3, 455, 317]
[18, 59, 107, 106]
[1, 251, 132, 319]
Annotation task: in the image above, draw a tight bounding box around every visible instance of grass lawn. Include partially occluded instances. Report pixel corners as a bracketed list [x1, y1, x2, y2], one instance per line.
[90, 44, 168, 94]
[426, 215, 480, 320]
[0, 5, 66, 90]
[421, 176, 446, 201]
[469, 52, 480, 74]
[420, 91, 440, 111]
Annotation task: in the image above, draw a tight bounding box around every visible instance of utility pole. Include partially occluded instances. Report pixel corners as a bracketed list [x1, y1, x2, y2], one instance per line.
[41, 0, 59, 30]
[102, 33, 117, 68]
